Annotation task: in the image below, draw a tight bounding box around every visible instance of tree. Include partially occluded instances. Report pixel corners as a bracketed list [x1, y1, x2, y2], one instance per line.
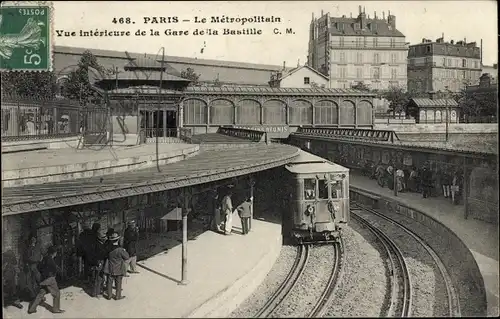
[180, 67, 200, 85]
[381, 85, 411, 115]
[1, 71, 57, 99]
[62, 50, 109, 104]
[350, 81, 371, 92]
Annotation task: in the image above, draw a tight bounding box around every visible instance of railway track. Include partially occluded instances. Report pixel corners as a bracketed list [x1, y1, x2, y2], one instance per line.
[309, 240, 345, 318]
[351, 202, 461, 317]
[254, 242, 344, 318]
[254, 244, 310, 318]
[351, 210, 412, 317]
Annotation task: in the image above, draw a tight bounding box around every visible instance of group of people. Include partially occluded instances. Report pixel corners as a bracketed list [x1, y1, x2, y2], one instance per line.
[368, 161, 463, 203]
[76, 221, 140, 303]
[4, 220, 141, 315]
[211, 187, 253, 236]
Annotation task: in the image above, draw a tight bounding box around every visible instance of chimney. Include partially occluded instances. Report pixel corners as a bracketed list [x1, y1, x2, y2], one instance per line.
[283, 61, 286, 71]
[387, 11, 396, 28]
[350, 12, 352, 18]
[480, 38, 483, 66]
[479, 73, 491, 87]
[383, 11, 385, 20]
[374, 11, 377, 19]
[359, 5, 362, 14]
[321, 9, 324, 16]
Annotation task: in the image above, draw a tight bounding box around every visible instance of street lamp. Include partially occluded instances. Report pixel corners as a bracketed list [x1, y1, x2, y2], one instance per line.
[445, 85, 449, 142]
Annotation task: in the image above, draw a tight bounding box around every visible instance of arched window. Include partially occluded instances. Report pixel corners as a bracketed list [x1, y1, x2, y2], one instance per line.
[357, 100, 373, 125]
[210, 99, 234, 125]
[183, 99, 207, 124]
[263, 99, 286, 124]
[340, 100, 355, 125]
[289, 100, 312, 125]
[314, 100, 338, 124]
[237, 99, 260, 124]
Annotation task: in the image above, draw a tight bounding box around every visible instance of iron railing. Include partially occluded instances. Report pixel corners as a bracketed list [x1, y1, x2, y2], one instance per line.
[142, 128, 193, 144]
[295, 127, 401, 143]
[1, 96, 109, 142]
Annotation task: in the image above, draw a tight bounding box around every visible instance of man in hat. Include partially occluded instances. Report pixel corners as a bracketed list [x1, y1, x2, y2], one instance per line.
[28, 246, 65, 314]
[236, 197, 252, 235]
[88, 232, 109, 298]
[123, 220, 140, 274]
[103, 233, 129, 300]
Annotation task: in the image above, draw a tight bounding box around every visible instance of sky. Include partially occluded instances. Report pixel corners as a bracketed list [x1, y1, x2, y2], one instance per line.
[51, 1, 498, 66]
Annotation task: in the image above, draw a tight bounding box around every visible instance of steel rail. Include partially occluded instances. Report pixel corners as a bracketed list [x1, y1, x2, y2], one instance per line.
[351, 208, 413, 317]
[309, 240, 345, 318]
[254, 244, 310, 318]
[353, 202, 461, 317]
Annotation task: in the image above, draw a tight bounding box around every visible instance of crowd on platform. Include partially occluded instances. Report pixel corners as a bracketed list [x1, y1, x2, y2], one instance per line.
[3, 220, 141, 315]
[362, 161, 464, 203]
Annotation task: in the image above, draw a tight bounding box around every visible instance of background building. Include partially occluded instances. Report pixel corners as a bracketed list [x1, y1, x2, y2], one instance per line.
[269, 64, 329, 88]
[54, 46, 290, 87]
[307, 6, 408, 90]
[481, 64, 498, 83]
[407, 36, 482, 93]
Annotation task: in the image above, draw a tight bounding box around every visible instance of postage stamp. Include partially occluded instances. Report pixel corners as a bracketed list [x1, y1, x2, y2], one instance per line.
[0, 1, 53, 71]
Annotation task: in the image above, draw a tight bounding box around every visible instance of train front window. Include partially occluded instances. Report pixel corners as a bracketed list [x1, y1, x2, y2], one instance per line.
[330, 180, 343, 199]
[318, 180, 328, 199]
[304, 179, 316, 200]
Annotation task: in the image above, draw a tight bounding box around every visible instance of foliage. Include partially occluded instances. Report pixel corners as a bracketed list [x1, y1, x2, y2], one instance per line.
[1, 71, 57, 99]
[180, 67, 200, 85]
[350, 81, 371, 92]
[381, 85, 411, 114]
[61, 50, 110, 104]
[456, 87, 498, 120]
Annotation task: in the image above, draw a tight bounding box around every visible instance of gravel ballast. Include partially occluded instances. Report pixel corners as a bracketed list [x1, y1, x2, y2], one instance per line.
[380, 208, 480, 316]
[355, 210, 449, 317]
[325, 224, 388, 317]
[270, 244, 336, 318]
[229, 245, 297, 318]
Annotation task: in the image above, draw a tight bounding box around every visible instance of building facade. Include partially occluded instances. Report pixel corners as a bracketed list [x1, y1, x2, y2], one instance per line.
[481, 64, 497, 83]
[269, 65, 329, 88]
[307, 6, 408, 90]
[407, 37, 482, 93]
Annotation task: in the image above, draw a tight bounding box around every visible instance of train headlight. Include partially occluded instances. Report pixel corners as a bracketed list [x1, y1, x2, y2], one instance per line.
[305, 205, 315, 216]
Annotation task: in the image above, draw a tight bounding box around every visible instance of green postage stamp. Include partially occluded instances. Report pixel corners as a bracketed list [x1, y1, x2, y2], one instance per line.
[0, 1, 53, 71]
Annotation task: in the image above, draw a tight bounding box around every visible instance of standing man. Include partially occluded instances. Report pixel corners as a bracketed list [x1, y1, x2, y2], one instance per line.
[237, 197, 252, 235]
[103, 233, 129, 300]
[3, 251, 24, 309]
[76, 221, 93, 283]
[22, 235, 42, 302]
[28, 246, 65, 314]
[210, 191, 222, 233]
[123, 220, 140, 274]
[421, 166, 432, 198]
[89, 232, 109, 298]
[221, 188, 234, 235]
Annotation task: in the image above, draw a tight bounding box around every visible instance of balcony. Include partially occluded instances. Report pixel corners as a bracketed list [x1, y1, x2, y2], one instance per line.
[330, 41, 409, 50]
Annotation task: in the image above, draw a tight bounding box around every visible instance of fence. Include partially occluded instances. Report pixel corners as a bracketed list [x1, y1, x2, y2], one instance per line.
[1, 95, 109, 142]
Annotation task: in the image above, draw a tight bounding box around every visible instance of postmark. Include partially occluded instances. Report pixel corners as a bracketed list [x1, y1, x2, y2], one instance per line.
[0, 1, 53, 71]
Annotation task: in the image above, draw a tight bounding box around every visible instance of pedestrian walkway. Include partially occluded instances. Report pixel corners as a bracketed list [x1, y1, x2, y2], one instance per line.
[2, 213, 283, 319]
[350, 173, 499, 316]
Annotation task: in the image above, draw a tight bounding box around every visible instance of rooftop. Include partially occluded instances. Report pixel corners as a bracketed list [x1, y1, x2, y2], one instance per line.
[410, 98, 459, 108]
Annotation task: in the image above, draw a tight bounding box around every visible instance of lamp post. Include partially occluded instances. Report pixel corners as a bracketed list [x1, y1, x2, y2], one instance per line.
[445, 85, 449, 142]
[156, 47, 165, 172]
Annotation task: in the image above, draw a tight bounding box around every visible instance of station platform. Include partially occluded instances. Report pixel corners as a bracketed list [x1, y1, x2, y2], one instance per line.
[350, 173, 499, 316]
[2, 143, 199, 188]
[2, 213, 283, 319]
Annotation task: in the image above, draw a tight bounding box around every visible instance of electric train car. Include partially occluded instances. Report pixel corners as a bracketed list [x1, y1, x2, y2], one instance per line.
[283, 150, 350, 244]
